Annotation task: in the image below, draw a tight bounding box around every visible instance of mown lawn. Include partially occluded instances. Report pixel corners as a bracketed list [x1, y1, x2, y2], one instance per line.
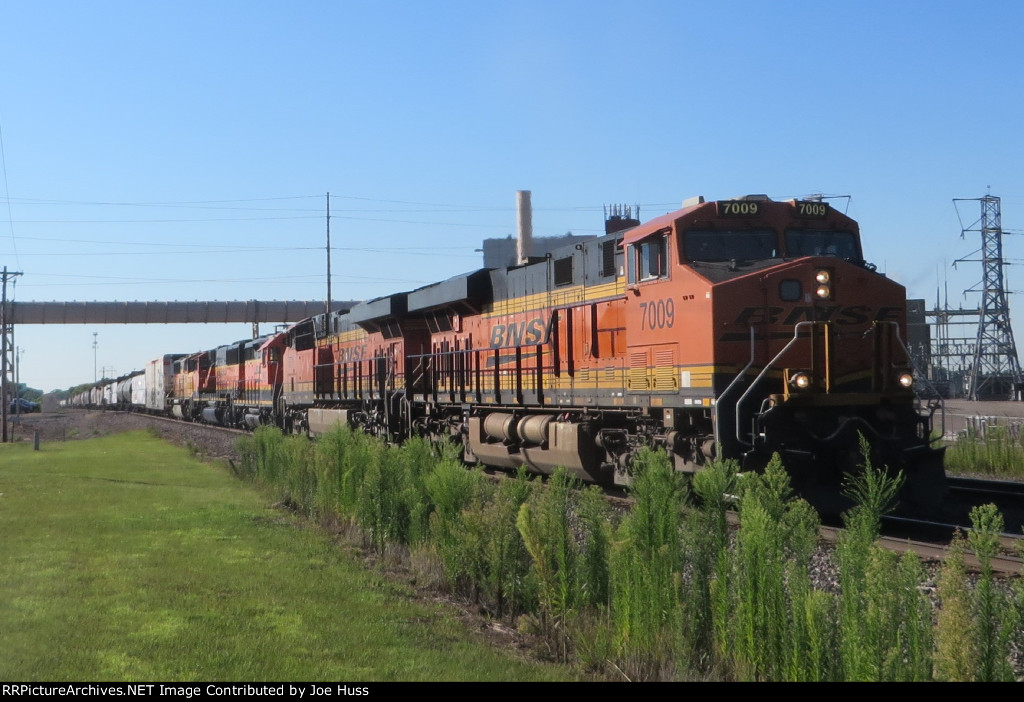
[0, 431, 578, 681]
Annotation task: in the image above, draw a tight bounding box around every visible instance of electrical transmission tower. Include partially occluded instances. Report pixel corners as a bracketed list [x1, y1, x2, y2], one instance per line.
[2, 266, 24, 442]
[954, 195, 1022, 400]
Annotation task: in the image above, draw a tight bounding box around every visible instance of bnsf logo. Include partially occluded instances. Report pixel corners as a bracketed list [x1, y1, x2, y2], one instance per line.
[733, 305, 902, 326]
[337, 347, 365, 362]
[489, 317, 550, 348]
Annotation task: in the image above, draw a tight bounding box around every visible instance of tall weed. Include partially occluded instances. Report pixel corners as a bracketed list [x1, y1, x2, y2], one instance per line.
[576, 484, 612, 610]
[426, 457, 485, 586]
[732, 501, 787, 680]
[395, 437, 441, 544]
[945, 425, 1024, 478]
[235, 425, 286, 484]
[725, 454, 826, 681]
[684, 456, 738, 670]
[438, 470, 535, 618]
[357, 445, 412, 551]
[837, 436, 931, 681]
[516, 468, 583, 660]
[517, 468, 579, 619]
[609, 448, 686, 679]
[965, 504, 1016, 681]
[280, 436, 316, 515]
[934, 534, 978, 681]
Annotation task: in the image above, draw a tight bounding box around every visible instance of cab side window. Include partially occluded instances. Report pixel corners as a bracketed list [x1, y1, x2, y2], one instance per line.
[627, 235, 668, 284]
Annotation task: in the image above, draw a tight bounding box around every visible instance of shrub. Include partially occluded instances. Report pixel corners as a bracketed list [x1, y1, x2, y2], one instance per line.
[965, 504, 1016, 681]
[609, 448, 686, 679]
[425, 457, 485, 586]
[837, 436, 930, 681]
[517, 468, 579, 620]
[725, 454, 827, 681]
[357, 445, 412, 551]
[684, 456, 738, 670]
[934, 533, 978, 681]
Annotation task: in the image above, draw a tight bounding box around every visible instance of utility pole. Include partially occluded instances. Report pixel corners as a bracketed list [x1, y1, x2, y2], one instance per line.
[93, 332, 98, 383]
[2, 266, 24, 442]
[326, 191, 333, 316]
[14, 346, 21, 416]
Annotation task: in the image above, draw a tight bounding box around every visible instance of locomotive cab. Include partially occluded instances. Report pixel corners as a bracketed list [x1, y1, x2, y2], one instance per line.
[619, 195, 945, 514]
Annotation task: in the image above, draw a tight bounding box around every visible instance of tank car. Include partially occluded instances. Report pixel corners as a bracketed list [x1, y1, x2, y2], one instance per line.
[115, 371, 143, 410]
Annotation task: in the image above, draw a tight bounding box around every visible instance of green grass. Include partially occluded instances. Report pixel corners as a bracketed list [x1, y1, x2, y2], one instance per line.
[0, 432, 579, 682]
[945, 426, 1024, 478]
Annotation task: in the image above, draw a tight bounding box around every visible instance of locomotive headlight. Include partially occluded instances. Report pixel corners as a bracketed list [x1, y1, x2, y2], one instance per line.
[790, 372, 811, 390]
[898, 373, 914, 389]
[814, 269, 832, 299]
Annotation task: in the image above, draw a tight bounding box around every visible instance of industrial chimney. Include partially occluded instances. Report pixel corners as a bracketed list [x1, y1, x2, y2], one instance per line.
[516, 190, 533, 265]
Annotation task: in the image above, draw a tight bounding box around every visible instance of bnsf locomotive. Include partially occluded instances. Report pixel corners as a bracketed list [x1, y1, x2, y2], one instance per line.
[71, 195, 946, 511]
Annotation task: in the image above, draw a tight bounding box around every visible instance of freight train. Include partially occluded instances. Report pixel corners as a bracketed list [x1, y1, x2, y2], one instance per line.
[69, 195, 947, 513]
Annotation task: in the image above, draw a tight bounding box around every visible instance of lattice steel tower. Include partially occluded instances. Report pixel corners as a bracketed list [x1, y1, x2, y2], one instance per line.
[954, 195, 1022, 399]
[1, 266, 23, 442]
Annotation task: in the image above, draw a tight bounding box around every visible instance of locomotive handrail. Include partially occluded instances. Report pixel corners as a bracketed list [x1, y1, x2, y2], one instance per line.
[716, 327, 757, 448]
[409, 347, 478, 402]
[733, 321, 945, 449]
[734, 321, 821, 447]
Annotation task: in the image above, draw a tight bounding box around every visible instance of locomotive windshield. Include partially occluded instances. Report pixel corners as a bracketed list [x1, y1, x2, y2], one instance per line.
[683, 229, 777, 262]
[784, 229, 859, 259]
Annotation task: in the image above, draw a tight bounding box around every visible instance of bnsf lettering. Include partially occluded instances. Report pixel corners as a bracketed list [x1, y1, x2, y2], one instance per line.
[338, 347, 365, 362]
[489, 317, 549, 348]
[735, 307, 784, 325]
[733, 305, 902, 326]
[837, 305, 870, 325]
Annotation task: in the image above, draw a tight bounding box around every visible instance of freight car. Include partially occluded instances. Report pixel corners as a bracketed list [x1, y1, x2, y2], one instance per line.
[71, 194, 947, 513]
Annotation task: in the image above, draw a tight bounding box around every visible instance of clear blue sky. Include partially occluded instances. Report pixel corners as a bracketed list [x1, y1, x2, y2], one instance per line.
[2, 1, 1022, 392]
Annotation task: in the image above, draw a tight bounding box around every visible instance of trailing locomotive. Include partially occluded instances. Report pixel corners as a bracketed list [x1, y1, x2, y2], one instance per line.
[71, 195, 946, 512]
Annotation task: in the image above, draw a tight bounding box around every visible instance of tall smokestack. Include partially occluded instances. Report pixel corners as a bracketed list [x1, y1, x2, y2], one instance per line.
[516, 190, 532, 265]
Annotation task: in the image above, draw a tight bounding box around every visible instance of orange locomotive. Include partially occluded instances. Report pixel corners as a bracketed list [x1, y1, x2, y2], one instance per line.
[266, 194, 944, 510]
[170, 335, 283, 428]
[276, 293, 429, 437]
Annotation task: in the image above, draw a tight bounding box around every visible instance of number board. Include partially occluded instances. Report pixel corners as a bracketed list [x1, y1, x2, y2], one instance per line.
[717, 200, 761, 217]
[795, 201, 830, 218]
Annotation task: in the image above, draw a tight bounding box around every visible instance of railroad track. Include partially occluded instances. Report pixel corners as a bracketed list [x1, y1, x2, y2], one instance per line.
[934, 475, 1024, 538]
[948, 475, 1024, 506]
[875, 516, 1024, 575]
[141, 410, 250, 436]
